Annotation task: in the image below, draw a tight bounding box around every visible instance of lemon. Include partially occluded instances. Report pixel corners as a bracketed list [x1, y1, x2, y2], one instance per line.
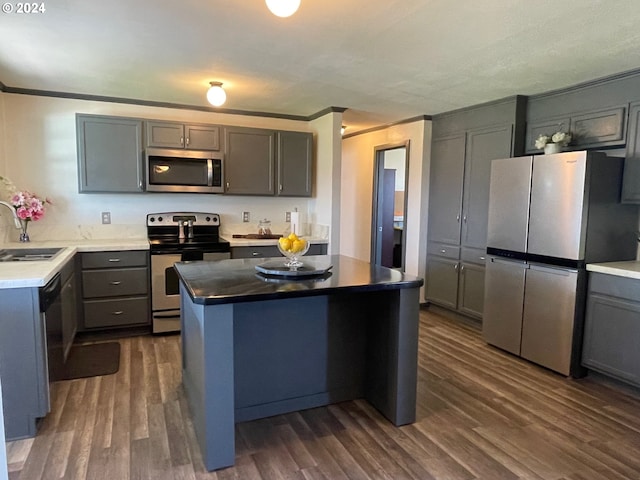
[292, 238, 306, 253]
[279, 237, 292, 251]
[288, 232, 298, 241]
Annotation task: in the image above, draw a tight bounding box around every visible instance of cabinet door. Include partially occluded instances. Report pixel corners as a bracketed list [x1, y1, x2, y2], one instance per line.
[277, 131, 313, 197]
[77, 115, 144, 193]
[582, 293, 640, 386]
[622, 102, 640, 203]
[146, 121, 185, 148]
[225, 127, 276, 195]
[461, 124, 513, 250]
[427, 135, 465, 245]
[457, 262, 485, 319]
[425, 256, 459, 309]
[186, 124, 221, 151]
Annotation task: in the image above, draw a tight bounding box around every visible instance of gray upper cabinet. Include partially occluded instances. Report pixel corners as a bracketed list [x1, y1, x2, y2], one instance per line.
[622, 101, 640, 203]
[76, 114, 144, 193]
[277, 131, 313, 197]
[225, 126, 276, 195]
[461, 124, 513, 249]
[427, 134, 466, 245]
[525, 106, 627, 152]
[146, 121, 221, 151]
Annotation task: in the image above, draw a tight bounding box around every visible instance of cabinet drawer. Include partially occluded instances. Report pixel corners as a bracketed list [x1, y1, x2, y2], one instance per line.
[428, 242, 460, 260]
[83, 297, 149, 329]
[460, 247, 487, 265]
[82, 250, 148, 269]
[589, 272, 640, 301]
[82, 268, 148, 298]
[231, 245, 281, 259]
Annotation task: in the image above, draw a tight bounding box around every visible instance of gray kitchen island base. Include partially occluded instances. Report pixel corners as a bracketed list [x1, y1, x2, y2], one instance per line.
[180, 279, 420, 471]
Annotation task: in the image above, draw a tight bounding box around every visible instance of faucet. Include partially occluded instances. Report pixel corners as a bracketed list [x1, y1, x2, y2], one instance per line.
[0, 201, 21, 229]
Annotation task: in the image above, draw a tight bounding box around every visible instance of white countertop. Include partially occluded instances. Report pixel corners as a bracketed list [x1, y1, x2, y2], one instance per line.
[0, 239, 150, 289]
[587, 261, 640, 280]
[223, 236, 328, 247]
[0, 236, 328, 289]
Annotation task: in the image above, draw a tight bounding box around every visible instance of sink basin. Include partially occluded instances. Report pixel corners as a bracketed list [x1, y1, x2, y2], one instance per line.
[0, 247, 64, 262]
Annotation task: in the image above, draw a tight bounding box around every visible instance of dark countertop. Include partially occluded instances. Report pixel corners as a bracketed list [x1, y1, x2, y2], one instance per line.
[174, 254, 424, 305]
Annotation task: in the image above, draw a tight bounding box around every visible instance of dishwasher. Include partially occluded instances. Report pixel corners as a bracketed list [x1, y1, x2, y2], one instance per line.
[40, 273, 64, 384]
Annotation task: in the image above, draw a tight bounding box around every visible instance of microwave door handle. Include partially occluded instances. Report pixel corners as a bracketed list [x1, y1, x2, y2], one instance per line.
[207, 159, 213, 187]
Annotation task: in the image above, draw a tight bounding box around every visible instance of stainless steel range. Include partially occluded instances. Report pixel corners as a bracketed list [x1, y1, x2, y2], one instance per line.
[147, 212, 230, 334]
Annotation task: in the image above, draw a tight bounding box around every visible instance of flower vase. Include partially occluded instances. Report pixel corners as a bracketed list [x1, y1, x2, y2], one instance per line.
[19, 219, 30, 242]
[544, 143, 562, 154]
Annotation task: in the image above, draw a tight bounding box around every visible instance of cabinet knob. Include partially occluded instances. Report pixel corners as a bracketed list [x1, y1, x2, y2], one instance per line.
[226, 182, 230, 189]
[454, 263, 459, 271]
[480, 256, 486, 261]
[456, 214, 460, 222]
[180, 136, 184, 146]
[112, 311, 124, 316]
[186, 137, 190, 146]
[108, 258, 121, 262]
[110, 281, 122, 285]
[279, 184, 283, 191]
[463, 215, 467, 223]
[460, 265, 465, 272]
[252, 252, 262, 257]
[440, 249, 446, 253]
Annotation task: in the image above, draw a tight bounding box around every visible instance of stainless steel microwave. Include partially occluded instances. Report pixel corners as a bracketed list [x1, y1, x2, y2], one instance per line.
[145, 148, 224, 193]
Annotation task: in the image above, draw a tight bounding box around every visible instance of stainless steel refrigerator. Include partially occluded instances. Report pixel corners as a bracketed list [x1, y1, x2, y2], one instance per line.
[483, 150, 638, 376]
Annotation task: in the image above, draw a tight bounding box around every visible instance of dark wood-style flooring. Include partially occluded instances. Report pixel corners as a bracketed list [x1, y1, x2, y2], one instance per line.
[6, 308, 640, 479]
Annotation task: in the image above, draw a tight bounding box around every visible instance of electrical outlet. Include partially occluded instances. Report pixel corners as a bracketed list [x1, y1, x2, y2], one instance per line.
[101, 212, 111, 224]
[285, 211, 291, 222]
[243, 211, 250, 222]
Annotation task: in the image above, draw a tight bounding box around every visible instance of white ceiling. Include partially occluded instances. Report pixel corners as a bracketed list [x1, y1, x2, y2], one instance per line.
[2, 0, 640, 133]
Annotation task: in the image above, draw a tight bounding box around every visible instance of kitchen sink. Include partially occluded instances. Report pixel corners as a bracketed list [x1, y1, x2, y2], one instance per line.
[0, 247, 65, 262]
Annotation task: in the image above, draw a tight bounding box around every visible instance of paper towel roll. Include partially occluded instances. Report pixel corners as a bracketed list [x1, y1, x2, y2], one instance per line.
[290, 211, 300, 235]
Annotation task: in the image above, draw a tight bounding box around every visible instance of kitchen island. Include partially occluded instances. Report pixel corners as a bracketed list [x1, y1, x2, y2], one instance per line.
[174, 254, 423, 471]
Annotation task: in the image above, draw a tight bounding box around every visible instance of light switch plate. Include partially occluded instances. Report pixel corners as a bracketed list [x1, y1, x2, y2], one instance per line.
[285, 211, 291, 222]
[243, 212, 250, 222]
[101, 211, 111, 224]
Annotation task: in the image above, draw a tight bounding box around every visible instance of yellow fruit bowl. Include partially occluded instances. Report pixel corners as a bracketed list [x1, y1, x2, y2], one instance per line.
[277, 233, 310, 267]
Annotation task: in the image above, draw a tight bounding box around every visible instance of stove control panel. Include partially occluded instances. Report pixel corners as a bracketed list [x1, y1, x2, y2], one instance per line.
[147, 212, 220, 226]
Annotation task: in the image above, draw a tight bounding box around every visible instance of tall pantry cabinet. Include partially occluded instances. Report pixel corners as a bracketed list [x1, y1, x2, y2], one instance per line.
[426, 97, 526, 319]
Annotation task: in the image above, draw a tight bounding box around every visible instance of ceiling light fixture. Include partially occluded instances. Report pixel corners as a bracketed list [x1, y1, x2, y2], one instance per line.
[206, 81, 226, 107]
[265, 0, 300, 18]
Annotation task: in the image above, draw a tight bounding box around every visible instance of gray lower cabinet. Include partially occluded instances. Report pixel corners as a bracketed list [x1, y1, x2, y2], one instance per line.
[76, 114, 144, 193]
[146, 121, 221, 151]
[622, 101, 640, 203]
[79, 250, 150, 330]
[582, 272, 640, 387]
[231, 243, 327, 259]
[0, 252, 80, 441]
[425, 247, 485, 319]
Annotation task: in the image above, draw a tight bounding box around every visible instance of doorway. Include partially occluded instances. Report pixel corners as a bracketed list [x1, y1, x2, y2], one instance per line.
[371, 142, 409, 270]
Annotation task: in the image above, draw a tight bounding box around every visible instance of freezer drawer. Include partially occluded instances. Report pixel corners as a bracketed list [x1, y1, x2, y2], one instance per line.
[520, 264, 581, 376]
[482, 256, 527, 355]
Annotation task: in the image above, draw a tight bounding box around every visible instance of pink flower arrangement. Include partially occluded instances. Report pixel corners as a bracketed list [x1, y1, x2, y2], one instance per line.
[0, 176, 51, 223]
[10, 190, 50, 221]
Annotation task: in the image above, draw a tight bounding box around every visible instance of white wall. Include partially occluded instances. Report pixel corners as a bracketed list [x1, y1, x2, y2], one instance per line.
[0, 93, 337, 242]
[309, 112, 343, 253]
[341, 120, 432, 299]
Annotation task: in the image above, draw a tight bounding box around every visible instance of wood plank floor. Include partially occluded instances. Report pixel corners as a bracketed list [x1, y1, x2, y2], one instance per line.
[6, 308, 640, 479]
